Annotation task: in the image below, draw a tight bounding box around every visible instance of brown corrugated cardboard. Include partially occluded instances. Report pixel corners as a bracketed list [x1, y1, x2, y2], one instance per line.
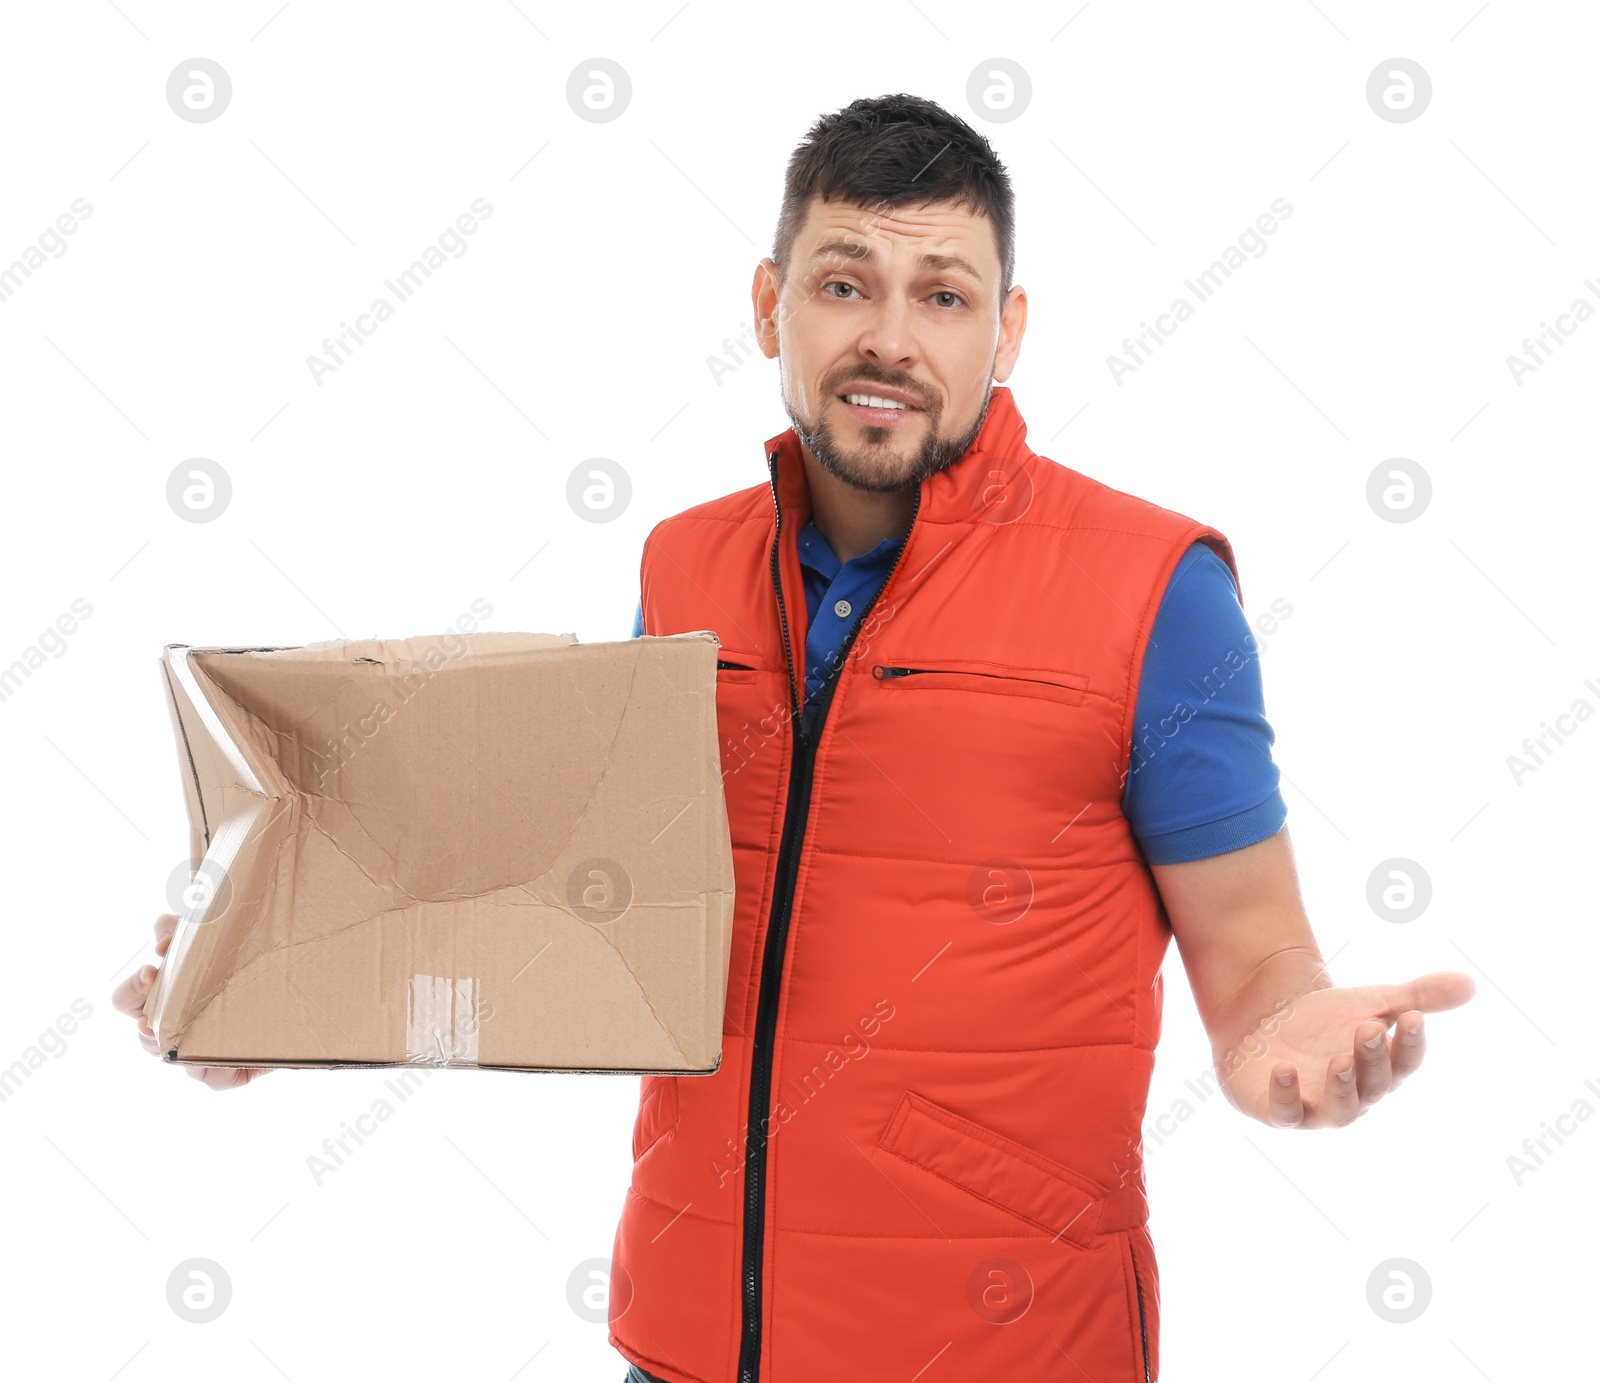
[144, 630, 735, 1075]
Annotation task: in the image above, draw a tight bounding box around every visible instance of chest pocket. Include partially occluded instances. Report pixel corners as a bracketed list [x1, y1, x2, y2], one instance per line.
[714, 647, 762, 685]
[844, 656, 1111, 847]
[870, 659, 1088, 707]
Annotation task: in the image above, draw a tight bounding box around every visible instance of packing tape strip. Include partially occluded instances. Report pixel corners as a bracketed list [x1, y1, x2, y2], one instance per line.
[406, 974, 481, 1066]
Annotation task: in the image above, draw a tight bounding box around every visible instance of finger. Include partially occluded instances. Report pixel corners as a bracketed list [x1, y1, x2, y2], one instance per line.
[1354, 1019, 1395, 1105]
[1377, 971, 1476, 1021]
[155, 912, 179, 945]
[190, 1065, 269, 1091]
[187, 1063, 232, 1089]
[1388, 1010, 1426, 1087]
[1268, 1063, 1304, 1127]
[110, 964, 157, 1018]
[1321, 1049, 1361, 1127]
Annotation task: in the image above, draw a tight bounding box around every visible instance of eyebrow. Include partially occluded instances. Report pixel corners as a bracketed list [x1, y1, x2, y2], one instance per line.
[811, 238, 984, 284]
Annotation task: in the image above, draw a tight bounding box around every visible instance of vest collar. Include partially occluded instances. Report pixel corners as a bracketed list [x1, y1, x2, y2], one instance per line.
[763, 383, 1035, 532]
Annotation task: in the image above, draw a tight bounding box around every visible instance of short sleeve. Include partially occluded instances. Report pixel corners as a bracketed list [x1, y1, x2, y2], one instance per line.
[1123, 542, 1287, 863]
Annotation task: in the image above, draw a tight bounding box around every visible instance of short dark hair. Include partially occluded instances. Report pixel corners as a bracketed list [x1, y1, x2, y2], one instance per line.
[772, 94, 1015, 304]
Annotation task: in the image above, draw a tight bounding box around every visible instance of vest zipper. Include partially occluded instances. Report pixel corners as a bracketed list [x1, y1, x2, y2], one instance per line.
[736, 452, 920, 1383]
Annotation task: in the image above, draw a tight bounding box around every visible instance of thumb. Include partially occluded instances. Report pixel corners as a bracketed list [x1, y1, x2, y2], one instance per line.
[1379, 970, 1477, 1019]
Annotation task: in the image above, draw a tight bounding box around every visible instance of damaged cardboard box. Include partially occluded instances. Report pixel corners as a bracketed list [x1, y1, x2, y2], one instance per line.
[144, 630, 735, 1075]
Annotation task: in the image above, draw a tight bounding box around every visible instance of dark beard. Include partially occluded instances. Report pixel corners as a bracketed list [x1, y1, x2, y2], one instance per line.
[787, 381, 994, 494]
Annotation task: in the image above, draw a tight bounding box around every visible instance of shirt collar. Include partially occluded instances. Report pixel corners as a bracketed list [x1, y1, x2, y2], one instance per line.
[795, 519, 903, 580]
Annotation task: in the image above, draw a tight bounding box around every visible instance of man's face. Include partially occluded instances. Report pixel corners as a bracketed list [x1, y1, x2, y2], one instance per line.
[754, 196, 1026, 494]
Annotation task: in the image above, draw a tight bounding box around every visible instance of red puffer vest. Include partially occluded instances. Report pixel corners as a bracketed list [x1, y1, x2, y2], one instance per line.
[609, 385, 1237, 1382]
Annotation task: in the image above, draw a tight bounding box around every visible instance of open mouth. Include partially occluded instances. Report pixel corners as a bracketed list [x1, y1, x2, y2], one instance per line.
[837, 389, 925, 428]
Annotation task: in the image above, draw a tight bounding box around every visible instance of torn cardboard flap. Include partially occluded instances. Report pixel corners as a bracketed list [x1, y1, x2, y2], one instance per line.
[145, 630, 735, 1074]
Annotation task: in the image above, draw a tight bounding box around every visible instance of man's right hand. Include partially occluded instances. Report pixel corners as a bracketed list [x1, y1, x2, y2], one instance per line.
[111, 912, 274, 1091]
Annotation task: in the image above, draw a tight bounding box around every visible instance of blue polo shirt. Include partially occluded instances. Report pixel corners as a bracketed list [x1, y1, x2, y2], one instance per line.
[631, 523, 1286, 865]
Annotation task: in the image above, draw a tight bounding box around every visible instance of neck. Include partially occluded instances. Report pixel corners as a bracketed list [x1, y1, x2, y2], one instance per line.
[799, 448, 918, 561]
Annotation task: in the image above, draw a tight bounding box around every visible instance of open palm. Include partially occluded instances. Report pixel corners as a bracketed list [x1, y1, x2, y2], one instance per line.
[1219, 971, 1476, 1128]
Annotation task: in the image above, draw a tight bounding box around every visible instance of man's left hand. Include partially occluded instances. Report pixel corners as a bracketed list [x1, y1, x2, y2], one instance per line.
[1218, 972, 1476, 1128]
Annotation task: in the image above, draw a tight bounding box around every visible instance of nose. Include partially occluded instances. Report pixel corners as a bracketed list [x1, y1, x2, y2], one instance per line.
[855, 293, 917, 373]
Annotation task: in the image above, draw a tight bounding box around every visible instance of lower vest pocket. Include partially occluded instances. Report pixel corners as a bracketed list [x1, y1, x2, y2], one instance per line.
[631, 1075, 680, 1161]
[876, 1090, 1108, 1249]
[1124, 1223, 1159, 1380]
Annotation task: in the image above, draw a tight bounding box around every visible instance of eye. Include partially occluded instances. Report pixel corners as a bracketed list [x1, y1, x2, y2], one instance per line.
[824, 280, 861, 299]
[932, 290, 964, 309]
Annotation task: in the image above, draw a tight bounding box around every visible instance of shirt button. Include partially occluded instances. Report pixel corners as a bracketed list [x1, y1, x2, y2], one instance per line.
[833, 599, 852, 619]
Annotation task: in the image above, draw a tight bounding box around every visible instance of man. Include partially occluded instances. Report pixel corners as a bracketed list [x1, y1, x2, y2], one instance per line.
[608, 95, 1474, 1383]
[114, 93, 1475, 1383]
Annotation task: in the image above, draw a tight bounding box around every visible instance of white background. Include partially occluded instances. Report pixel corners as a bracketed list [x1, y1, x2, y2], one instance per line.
[1, 2, 1593, 1379]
